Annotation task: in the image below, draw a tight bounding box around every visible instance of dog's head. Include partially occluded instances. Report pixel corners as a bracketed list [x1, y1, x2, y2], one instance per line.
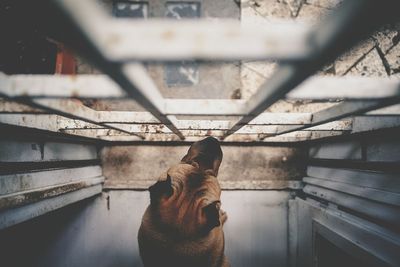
[148, 137, 223, 236]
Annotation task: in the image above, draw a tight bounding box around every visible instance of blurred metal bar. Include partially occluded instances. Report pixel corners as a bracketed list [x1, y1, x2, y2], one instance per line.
[48, 0, 312, 62]
[0, 184, 102, 230]
[0, 113, 351, 134]
[87, 19, 311, 62]
[274, 99, 400, 135]
[286, 77, 400, 100]
[0, 114, 140, 141]
[103, 120, 351, 133]
[0, 113, 347, 142]
[29, 99, 142, 136]
[51, 0, 184, 139]
[0, 73, 125, 98]
[223, 0, 399, 139]
[0, 96, 142, 137]
[163, 99, 247, 115]
[2, 74, 399, 100]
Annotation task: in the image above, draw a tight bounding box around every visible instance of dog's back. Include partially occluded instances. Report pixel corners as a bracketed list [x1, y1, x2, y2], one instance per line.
[138, 137, 229, 267]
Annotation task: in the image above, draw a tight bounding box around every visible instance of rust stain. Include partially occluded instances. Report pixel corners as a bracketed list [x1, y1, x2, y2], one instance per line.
[0, 182, 88, 211]
[106, 151, 133, 169]
[71, 89, 80, 98]
[141, 124, 150, 133]
[230, 88, 242, 99]
[106, 195, 110, 210]
[106, 34, 121, 46]
[161, 30, 175, 40]
[155, 125, 164, 134]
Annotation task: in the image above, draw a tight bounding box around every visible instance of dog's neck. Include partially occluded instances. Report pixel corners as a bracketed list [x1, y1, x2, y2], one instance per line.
[144, 206, 219, 243]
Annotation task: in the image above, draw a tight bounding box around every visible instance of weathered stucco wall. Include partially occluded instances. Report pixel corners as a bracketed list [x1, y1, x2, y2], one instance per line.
[100, 144, 306, 189]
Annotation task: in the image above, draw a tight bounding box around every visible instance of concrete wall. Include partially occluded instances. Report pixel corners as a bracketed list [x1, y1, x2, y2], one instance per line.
[100, 144, 306, 189]
[0, 190, 292, 267]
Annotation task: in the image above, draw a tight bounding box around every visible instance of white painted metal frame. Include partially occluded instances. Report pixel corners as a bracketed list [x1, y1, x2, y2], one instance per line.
[293, 197, 400, 267]
[0, 0, 399, 142]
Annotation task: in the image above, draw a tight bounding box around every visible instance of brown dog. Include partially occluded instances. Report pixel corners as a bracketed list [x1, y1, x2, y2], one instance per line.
[138, 137, 229, 267]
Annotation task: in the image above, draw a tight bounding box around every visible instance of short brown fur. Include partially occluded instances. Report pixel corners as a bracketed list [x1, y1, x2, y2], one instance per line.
[138, 137, 229, 267]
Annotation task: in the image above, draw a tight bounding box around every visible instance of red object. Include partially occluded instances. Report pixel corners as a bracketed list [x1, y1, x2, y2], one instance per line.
[55, 44, 76, 74]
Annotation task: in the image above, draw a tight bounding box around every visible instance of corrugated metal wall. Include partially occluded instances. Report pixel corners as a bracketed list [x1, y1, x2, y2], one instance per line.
[291, 129, 400, 267]
[0, 190, 292, 267]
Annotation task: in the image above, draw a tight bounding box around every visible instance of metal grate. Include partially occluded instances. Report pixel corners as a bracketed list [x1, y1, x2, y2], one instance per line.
[0, 0, 399, 142]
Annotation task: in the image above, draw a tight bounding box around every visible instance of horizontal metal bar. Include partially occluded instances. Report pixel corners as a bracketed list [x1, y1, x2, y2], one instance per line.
[81, 130, 346, 143]
[352, 116, 400, 133]
[61, 127, 348, 138]
[0, 183, 102, 229]
[303, 176, 400, 206]
[307, 166, 400, 194]
[163, 99, 247, 116]
[0, 138, 97, 162]
[223, 0, 399, 138]
[0, 101, 313, 125]
[0, 75, 141, 136]
[103, 120, 351, 133]
[0, 114, 141, 141]
[99, 19, 311, 61]
[303, 184, 400, 225]
[0, 111, 314, 126]
[1, 113, 350, 132]
[367, 104, 400, 115]
[0, 166, 102, 195]
[0, 176, 104, 211]
[0, 73, 125, 98]
[53, 0, 311, 61]
[0, 113, 352, 142]
[2, 73, 400, 101]
[287, 76, 400, 100]
[11, 112, 400, 142]
[29, 99, 143, 136]
[275, 99, 400, 135]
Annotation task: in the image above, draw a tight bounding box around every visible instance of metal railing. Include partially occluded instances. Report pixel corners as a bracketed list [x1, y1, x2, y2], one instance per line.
[0, 0, 399, 142]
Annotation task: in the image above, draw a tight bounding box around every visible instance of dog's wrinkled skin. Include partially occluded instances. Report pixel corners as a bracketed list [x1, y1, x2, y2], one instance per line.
[138, 137, 229, 267]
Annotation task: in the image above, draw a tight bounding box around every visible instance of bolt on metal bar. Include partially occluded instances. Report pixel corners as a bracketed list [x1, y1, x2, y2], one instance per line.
[222, 0, 400, 139]
[51, 0, 185, 139]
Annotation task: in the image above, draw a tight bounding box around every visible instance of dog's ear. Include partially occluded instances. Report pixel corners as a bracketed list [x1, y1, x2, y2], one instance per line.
[149, 175, 173, 204]
[181, 137, 223, 176]
[202, 201, 221, 232]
